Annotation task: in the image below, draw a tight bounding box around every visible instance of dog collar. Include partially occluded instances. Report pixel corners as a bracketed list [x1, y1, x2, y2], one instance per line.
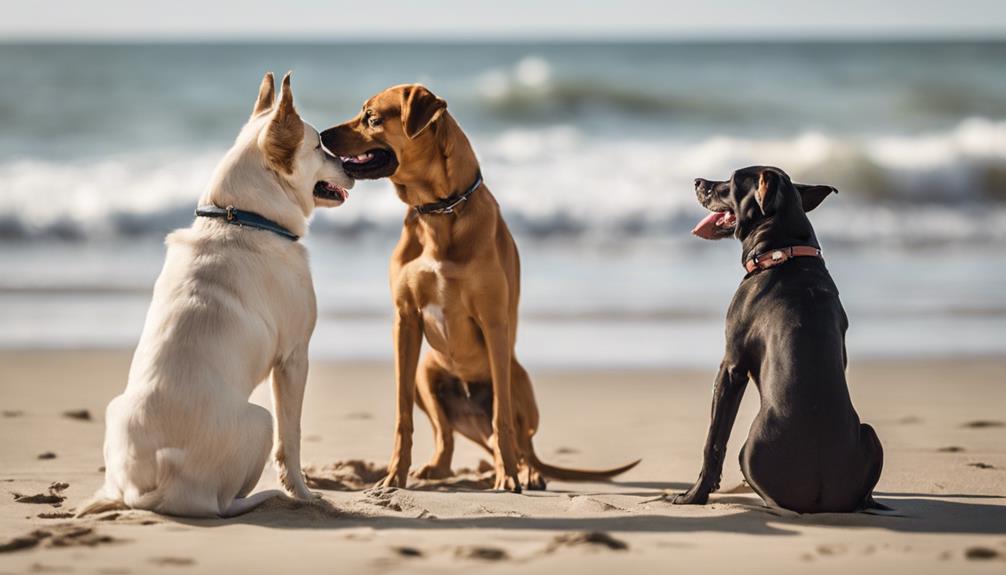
[195, 205, 299, 241]
[414, 171, 483, 215]
[745, 245, 822, 273]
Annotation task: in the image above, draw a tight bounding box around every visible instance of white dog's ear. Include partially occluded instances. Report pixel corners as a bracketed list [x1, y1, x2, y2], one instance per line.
[401, 84, 446, 139]
[259, 72, 304, 175]
[251, 72, 276, 118]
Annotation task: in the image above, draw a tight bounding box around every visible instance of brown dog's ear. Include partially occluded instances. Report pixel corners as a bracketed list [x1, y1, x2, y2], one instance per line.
[251, 72, 275, 118]
[259, 72, 304, 175]
[756, 169, 781, 216]
[401, 84, 446, 139]
[795, 183, 838, 212]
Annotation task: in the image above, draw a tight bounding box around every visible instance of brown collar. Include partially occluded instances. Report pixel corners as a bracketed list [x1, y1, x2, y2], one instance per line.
[745, 245, 822, 273]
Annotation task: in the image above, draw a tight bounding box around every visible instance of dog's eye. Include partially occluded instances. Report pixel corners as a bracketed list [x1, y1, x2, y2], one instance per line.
[367, 115, 382, 128]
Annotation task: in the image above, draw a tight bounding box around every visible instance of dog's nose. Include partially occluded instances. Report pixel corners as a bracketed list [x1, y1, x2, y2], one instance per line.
[319, 127, 342, 153]
[695, 178, 709, 192]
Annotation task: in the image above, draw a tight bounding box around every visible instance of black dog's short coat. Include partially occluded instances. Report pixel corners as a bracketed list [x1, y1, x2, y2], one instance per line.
[674, 166, 883, 513]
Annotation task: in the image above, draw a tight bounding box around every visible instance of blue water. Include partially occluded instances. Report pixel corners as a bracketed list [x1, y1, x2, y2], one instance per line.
[0, 42, 1004, 367]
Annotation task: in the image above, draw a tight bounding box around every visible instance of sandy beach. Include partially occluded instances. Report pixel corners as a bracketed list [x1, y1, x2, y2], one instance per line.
[1, 349, 1004, 573]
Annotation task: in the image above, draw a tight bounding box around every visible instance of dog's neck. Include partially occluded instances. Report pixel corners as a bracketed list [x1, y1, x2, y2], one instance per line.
[739, 206, 820, 265]
[199, 145, 310, 239]
[391, 112, 481, 210]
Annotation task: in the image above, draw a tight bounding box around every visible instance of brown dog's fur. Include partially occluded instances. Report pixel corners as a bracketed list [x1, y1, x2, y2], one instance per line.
[322, 85, 639, 491]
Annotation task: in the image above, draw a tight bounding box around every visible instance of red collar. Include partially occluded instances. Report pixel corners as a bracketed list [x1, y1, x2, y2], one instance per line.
[745, 245, 822, 273]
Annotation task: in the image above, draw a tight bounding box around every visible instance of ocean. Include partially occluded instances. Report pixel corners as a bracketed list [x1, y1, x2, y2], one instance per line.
[1, 41, 1004, 368]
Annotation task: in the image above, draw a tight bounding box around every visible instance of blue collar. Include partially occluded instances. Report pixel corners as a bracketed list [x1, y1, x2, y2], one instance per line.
[194, 205, 299, 241]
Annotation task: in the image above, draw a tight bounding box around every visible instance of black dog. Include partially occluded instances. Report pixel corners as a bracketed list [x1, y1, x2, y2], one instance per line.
[675, 165, 883, 513]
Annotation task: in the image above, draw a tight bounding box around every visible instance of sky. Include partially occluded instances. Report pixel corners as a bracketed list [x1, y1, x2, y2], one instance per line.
[2, 0, 1004, 40]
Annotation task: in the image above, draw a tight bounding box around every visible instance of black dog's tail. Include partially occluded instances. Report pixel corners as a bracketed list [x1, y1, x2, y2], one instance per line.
[860, 495, 899, 515]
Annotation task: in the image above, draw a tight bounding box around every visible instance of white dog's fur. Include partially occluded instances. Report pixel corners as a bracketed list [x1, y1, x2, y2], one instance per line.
[78, 72, 353, 517]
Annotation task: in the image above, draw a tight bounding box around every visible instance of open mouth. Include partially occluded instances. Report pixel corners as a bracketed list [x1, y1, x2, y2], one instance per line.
[692, 210, 736, 240]
[313, 181, 348, 205]
[338, 148, 398, 179]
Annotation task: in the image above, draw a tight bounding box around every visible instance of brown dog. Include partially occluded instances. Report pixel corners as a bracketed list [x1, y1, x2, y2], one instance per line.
[321, 84, 639, 491]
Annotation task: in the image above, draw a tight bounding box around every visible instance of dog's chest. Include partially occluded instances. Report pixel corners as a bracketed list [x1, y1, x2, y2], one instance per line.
[422, 303, 448, 344]
[403, 256, 465, 348]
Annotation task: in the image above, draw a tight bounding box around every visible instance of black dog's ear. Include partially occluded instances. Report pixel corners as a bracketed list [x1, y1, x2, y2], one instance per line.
[795, 183, 838, 212]
[756, 169, 781, 216]
[401, 84, 447, 139]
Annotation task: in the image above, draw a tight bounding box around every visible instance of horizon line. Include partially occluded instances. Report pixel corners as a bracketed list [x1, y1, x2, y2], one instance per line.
[2, 30, 1005, 44]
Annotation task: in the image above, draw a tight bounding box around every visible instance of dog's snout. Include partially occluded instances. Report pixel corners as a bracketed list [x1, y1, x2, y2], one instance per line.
[695, 178, 712, 196]
[319, 128, 339, 152]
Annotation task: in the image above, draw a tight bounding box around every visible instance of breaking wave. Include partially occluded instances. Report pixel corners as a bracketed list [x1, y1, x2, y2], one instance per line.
[470, 56, 749, 125]
[1, 117, 1005, 245]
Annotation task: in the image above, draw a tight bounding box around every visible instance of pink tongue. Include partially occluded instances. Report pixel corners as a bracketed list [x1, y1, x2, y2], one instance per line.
[692, 211, 727, 240]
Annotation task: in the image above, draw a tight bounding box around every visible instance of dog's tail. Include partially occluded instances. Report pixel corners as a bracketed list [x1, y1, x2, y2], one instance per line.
[77, 447, 180, 517]
[525, 439, 641, 482]
[75, 490, 128, 517]
[859, 495, 900, 515]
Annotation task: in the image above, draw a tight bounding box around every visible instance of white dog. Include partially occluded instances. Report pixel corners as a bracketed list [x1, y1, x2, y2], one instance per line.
[78, 72, 353, 517]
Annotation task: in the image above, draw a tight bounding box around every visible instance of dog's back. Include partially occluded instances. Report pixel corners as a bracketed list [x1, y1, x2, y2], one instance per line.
[83, 225, 311, 517]
[734, 258, 851, 405]
[732, 259, 881, 511]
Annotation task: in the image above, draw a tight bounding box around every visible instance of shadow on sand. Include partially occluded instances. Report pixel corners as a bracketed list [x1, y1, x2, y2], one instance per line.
[163, 490, 1006, 537]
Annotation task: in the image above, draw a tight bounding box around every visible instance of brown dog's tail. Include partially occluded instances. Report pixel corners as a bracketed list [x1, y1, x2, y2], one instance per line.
[526, 440, 640, 482]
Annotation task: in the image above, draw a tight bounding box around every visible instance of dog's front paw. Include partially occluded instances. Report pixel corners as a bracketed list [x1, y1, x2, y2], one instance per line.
[379, 471, 409, 489]
[493, 470, 523, 494]
[671, 485, 711, 505]
[285, 483, 319, 501]
[278, 468, 316, 501]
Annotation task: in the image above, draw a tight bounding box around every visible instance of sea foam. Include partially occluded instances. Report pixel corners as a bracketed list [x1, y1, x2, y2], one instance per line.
[1, 118, 1004, 245]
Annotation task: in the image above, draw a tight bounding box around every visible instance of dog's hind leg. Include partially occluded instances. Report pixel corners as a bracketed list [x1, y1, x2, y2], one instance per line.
[236, 403, 274, 499]
[124, 448, 225, 517]
[213, 404, 283, 518]
[516, 434, 547, 491]
[819, 423, 887, 513]
[738, 440, 779, 509]
[413, 354, 456, 480]
[857, 423, 886, 509]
